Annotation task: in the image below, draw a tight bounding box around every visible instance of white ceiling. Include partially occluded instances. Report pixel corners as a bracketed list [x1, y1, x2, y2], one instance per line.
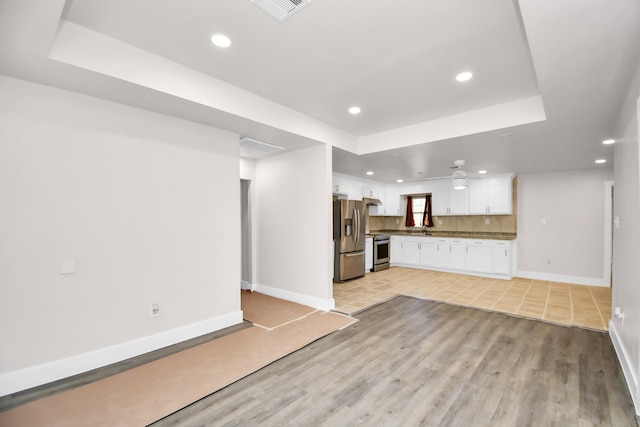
[1, 0, 639, 183]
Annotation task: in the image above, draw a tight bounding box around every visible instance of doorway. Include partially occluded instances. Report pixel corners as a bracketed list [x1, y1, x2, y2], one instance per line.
[604, 180, 614, 287]
[240, 179, 252, 289]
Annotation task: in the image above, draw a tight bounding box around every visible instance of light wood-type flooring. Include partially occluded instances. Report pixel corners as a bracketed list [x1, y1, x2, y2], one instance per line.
[152, 296, 636, 426]
[334, 267, 611, 330]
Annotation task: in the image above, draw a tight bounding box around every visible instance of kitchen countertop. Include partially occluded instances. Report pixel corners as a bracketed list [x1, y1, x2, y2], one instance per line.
[370, 230, 517, 240]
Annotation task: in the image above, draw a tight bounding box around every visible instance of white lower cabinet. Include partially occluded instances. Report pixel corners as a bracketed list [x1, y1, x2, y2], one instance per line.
[391, 236, 513, 279]
[437, 239, 466, 270]
[492, 242, 510, 275]
[365, 237, 373, 273]
[404, 238, 437, 267]
[436, 239, 451, 268]
[419, 241, 438, 267]
[466, 241, 493, 273]
[390, 236, 404, 264]
[403, 239, 421, 265]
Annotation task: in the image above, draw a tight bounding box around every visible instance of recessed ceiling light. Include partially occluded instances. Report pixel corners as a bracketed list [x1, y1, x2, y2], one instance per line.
[602, 139, 615, 145]
[478, 170, 487, 174]
[595, 159, 607, 164]
[211, 34, 231, 48]
[396, 179, 404, 183]
[348, 106, 361, 115]
[366, 171, 374, 176]
[456, 71, 473, 82]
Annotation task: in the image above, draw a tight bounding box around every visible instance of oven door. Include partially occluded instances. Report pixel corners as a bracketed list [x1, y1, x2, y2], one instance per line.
[373, 239, 390, 265]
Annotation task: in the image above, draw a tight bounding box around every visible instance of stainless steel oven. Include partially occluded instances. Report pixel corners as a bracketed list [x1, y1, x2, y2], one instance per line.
[373, 234, 390, 271]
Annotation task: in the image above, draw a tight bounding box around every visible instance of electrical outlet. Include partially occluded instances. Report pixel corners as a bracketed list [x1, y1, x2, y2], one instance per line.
[151, 302, 160, 318]
[485, 218, 490, 225]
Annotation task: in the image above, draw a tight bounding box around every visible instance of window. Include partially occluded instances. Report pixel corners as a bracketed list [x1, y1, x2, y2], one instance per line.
[411, 196, 426, 227]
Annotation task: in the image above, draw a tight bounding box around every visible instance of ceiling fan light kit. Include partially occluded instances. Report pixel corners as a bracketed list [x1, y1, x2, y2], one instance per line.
[451, 159, 469, 189]
[452, 176, 467, 190]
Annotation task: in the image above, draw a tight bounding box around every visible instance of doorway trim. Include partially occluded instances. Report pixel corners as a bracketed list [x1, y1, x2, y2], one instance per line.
[603, 180, 614, 287]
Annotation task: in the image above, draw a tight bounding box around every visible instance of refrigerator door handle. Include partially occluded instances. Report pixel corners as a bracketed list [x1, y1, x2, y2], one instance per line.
[353, 209, 359, 242]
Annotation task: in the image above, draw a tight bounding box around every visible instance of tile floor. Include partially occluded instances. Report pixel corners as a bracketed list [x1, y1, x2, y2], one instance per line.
[333, 267, 611, 331]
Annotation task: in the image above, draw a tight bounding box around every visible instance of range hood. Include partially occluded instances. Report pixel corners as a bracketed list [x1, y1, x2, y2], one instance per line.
[363, 197, 382, 206]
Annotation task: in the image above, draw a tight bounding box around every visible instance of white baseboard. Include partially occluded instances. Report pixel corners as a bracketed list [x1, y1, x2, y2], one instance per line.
[390, 263, 512, 280]
[609, 320, 640, 416]
[240, 280, 255, 291]
[515, 270, 609, 287]
[0, 310, 243, 397]
[253, 284, 335, 311]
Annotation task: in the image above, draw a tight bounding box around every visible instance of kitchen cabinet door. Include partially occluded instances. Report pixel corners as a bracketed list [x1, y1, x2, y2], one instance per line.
[385, 187, 402, 216]
[449, 187, 468, 214]
[432, 184, 450, 216]
[369, 188, 387, 216]
[466, 241, 493, 273]
[365, 238, 373, 272]
[450, 240, 467, 270]
[493, 242, 510, 275]
[468, 182, 489, 214]
[468, 177, 512, 215]
[347, 181, 363, 201]
[363, 185, 380, 199]
[419, 240, 438, 267]
[436, 239, 451, 268]
[333, 177, 348, 196]
[433, 182, 468, 215]
[404, 239, 421, 266]
[487, 180, 512, 214]
[390, 236, 404, 264]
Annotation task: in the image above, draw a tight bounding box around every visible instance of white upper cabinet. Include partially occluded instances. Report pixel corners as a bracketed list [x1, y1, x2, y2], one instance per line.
[332, 176, 348, 197]
[468, 175, 513, 215]
[386, 187, 403, 216]
[363, 185, 380, 199]
[332, 173, 363, 200]
[370, 186, 403, 216]
[432, 182, 468, 216]
[332, 173, 513, 216]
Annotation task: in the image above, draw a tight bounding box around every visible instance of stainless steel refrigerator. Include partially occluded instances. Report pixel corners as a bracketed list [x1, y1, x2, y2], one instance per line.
[333, 200, 366, 281]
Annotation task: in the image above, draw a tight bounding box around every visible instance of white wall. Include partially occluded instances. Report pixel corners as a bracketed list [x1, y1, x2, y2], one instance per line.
[610, 56, 640, 414]
[0, 76, 242, 395]
[516, 169, 613, 285]
[253, 144, 334, 310]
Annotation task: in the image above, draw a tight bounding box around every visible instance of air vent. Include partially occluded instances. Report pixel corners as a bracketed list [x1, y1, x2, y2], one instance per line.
[251, 0, 311, 22]
[240, 137, 285, 158]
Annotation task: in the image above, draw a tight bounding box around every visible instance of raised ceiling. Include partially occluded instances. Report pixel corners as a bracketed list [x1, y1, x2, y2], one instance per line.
[1, 0, 639, 182]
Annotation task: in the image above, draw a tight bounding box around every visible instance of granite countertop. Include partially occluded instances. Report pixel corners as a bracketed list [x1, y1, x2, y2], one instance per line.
[371, 230, 517, 240]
